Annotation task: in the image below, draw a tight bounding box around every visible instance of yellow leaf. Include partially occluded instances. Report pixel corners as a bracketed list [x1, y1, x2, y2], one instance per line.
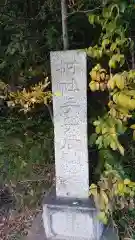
[124, 179, 131, 185]
[130, 124, 135, 130]
[96, 126, 101, 134]
[99, 68, 107, 74]
[89, 81, 97, 91]
[97, 212, 108, 224]
[89, 81, 93, 91]
[94, 64, 101, 71]
[107, 77, 116, 89]
[89, 184, 98, 196]
[96, 72, 101, 82]
[109, 127, 116, 135]
[129, 99, 135, 111]
[100, 72, 106, 81]
[109, 108, 117, 118]
[98, 193, 106, 211]
[123, 89, 135, 97]
[118, 182, 124, 193]
[105, 74, 110, 81]
[54, 91, 62, 97]
[129, 181, 135, 187]
[117, 93, 131, 109]
[101, 190, 109, 205]
[115, 74, 125, 90]
[90, 70, 97, 81]
[117, 143, 124, 156]
[102, 127, 108, 134]
[112, 92, 119, 104]
[110, 141, 117, 151]
[102, 39, 110, 49]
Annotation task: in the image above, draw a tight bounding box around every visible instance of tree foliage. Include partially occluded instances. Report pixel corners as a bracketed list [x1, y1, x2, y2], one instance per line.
[88, 0, 135, 225]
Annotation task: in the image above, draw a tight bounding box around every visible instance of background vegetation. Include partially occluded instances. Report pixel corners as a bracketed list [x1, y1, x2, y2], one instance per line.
[0, 0, 135, 239]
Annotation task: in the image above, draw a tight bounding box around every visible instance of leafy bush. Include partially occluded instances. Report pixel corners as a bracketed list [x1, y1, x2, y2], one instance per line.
[87, 0, 135, 232]
[0, 114, 53, 184]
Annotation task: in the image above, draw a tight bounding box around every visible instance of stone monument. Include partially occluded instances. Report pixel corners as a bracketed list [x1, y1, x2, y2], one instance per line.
[42, 50, 118, 240]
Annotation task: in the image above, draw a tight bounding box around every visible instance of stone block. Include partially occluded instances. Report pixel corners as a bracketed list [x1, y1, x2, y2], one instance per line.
[26, 209, 119, 240]
[42, 189, 104, 240]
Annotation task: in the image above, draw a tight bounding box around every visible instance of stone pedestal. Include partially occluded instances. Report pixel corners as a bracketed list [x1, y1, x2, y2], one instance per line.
[42, 189, 104, 240]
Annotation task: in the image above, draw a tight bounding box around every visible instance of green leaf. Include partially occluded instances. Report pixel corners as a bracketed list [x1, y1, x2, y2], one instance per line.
[96, 126, 101, 134]
[110, 4, 120, 19]
[116, 119, 126, 134]
[102, 39, 110, 49]
[86, 46, 93, 57]
[88, 14, 95, 25]
[119, 55, 125, 67]
[105, 21, 117, 33]
[89, 133, 97, 146]
[133, 130, 135, 141]
[117, 143, 124, 156]
[110, 43, 117, 52]
[97, 211, 108, 224]
[103, 8, 109, 18]
[103, 135, 111, 148]
[93, 120, 100, 126]
[96, 136, 103, 149]
[119, 2, 127, 13]
[0, 61, 6, 69]
[109, 59, 116, 69]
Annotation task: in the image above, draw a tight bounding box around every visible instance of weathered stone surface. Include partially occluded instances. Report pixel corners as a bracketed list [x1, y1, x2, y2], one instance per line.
[25, 200, 119, 240]
[26, 211, 119, 240]
[50, 50, 89, 199]
[43, 190, 103, 240]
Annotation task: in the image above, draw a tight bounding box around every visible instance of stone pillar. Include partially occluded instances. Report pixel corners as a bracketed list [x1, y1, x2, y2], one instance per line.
[42, 50, 117, 240]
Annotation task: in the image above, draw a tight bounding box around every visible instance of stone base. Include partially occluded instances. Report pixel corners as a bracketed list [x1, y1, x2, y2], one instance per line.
[26, 212, 119, 240]
[25, 188, 119, 240]
[42, 189, 104, 240]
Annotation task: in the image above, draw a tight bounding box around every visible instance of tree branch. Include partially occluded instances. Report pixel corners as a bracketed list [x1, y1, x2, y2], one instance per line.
[67, 6, 102, 18]
[61, 0, 69, 50]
